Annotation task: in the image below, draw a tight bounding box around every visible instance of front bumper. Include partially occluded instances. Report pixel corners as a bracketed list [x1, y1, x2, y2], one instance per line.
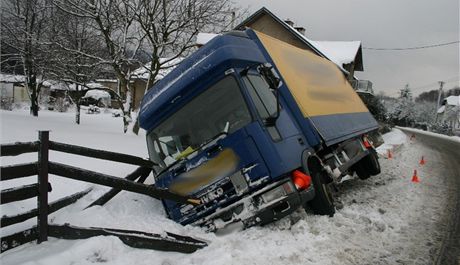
[194, 179, 316, 231]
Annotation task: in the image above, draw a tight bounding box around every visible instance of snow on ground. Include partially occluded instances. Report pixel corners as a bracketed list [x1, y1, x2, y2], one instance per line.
[376, 128, 407, 157]
[0, 110, 453, 264]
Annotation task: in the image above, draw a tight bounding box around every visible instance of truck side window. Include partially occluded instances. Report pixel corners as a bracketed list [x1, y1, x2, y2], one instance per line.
[243, 75, 278, 120]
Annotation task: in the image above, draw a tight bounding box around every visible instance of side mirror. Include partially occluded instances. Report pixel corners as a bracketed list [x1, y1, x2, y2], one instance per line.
[258, 63, 281, 90]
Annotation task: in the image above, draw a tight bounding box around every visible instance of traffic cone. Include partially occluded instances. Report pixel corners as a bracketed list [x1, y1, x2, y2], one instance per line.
[419, 156, 425, 165]
[387, 149, 393, 159]
[411, 169, 420, 183]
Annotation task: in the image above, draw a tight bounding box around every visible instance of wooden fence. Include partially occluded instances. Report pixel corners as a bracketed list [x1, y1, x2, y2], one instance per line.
[0, 131, 205, 254]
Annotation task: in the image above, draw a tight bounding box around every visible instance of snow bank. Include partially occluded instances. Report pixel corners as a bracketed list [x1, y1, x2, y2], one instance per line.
[376, 128, 407, 157]
[396, 126, 460, 144]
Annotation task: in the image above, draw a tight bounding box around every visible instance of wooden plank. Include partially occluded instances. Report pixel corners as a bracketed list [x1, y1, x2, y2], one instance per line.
[0, 162, 38, 181]
[48, 224, 207, 253]
[0, 141, 39, 157]
[48, 162, 200, 205]
[1, 188, 92, 228]
[37, 131, 49, 243]
[1, 184, 39, 204]
[49, 141, 156, 167]
[86, 166, 151, 208]
[0, 227, 38, 253]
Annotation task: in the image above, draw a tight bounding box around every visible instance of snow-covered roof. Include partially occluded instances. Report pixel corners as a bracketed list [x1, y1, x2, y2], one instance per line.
[196, 33, 220, 46]
[131, 58, 183, 81]
[281, 22, 363, 73]
[83, 90, 111, 99]
[86, 83, 107, 89]
[0, 73, 25, 83]
[444, 95, 460, 106]
[236, 7, 364, 74]
[437, 105, 446, 114]
[309, 41, 362, 67]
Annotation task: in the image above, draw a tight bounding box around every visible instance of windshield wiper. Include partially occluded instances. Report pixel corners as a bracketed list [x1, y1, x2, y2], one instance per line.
[197, 121, 230, 150]
[155, 122, 230, 180]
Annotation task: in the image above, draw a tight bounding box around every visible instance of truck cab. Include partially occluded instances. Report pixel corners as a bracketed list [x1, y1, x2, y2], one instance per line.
[139, 29, 381, 231]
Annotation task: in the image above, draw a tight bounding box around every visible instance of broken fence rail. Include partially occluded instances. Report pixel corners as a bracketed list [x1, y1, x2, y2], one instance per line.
[0, 131, 204, 253]
[1, 224, 207, 254]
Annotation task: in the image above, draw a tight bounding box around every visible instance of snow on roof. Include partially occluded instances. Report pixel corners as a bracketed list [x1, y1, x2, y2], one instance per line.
[444, 95, 460, 106]
[131, 58, 183, 81]
[196, 33, 219, 46]
[86, 82, 107, 89]
[0, 73, 25, 83]
[281, 23, 349, 73]
[437, 105, 446, 114]
[83, 89, 111, 99]
[309, 41, 361, 66]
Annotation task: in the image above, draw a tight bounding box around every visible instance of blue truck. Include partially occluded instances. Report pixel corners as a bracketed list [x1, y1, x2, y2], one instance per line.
[139, 29, 381, 231]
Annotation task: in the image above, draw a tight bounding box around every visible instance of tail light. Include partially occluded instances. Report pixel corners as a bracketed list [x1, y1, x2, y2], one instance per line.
[292, 170, 311, 190]
[362, 135, 372, 149]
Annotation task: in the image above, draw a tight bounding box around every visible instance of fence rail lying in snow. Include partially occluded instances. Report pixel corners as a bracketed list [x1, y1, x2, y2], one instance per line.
[0, 131, 205, 254]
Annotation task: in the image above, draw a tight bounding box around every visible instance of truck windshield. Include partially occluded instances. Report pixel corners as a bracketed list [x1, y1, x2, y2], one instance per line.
[146, 76, 252, 170]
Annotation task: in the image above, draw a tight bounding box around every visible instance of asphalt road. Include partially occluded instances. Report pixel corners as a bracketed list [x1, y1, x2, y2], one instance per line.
[398, 128, 460, 265]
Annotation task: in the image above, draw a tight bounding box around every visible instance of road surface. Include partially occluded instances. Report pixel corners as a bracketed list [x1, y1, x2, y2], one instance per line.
[398, 128, 460, 265]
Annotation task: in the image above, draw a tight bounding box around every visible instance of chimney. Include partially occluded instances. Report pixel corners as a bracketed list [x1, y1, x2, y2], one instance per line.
[294, 27, 306, 36]
[284, 19, 294, 27]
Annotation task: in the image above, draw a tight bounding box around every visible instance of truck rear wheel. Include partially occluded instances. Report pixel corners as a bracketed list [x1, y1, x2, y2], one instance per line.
[307, 167, 335, 216]
[354, 149, 381, 180]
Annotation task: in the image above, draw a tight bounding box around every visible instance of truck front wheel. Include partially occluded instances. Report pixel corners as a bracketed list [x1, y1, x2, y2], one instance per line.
[307, 167, 335, 216]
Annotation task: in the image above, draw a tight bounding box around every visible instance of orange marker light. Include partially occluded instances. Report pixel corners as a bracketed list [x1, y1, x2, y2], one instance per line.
[292, 170, 312, 190]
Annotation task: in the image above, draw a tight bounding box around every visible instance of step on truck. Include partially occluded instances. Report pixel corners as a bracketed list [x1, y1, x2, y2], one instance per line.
[139, 29, 381, 231]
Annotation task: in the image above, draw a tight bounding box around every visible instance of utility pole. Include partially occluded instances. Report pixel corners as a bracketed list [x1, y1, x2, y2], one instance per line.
[435, 81, 445, 123]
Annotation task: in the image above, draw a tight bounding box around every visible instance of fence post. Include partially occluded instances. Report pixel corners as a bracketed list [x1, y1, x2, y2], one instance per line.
[38, 131, 49, 243]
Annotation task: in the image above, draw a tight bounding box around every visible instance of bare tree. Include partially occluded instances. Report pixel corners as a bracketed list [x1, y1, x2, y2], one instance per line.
[45, 5, 108, 124]
[1, 0, 51, 116]
[54, 0, 145, 132]
[130, 0, 240, 133]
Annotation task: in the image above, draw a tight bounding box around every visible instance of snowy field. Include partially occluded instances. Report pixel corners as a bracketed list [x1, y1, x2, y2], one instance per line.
[0, 109, 457, 265]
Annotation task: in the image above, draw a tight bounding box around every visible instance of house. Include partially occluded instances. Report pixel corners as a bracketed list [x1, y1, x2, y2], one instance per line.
[0, 73, 28, 109]
[128, 58, 183, 109]
[234, 7, 373, 95]
[437, 95, 460, 135]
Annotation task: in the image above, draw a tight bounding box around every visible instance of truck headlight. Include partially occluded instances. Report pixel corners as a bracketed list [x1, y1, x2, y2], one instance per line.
[260, 182, 294, 203]
[261, 186, 285, 203]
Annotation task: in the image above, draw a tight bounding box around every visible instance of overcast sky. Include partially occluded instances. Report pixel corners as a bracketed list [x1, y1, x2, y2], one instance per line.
[235, 0, 459, 97]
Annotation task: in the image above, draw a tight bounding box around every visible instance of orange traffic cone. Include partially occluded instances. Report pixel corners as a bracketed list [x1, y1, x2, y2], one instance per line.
[387, 149, 393, 159]
[419, 156, 425, 165]
[411, 169, 420, 183]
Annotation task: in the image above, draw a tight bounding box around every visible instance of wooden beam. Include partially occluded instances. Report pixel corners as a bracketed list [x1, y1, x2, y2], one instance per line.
[38, 131, 49, 243]
[48, 224, 207, 253]
[1, 184, 40, 204]
[1, 188, 92, 228]
[0, 227, 38, 253]
[48, 162, 200, 206]
[49, 141, 156, 167]
[0, 141, 39, 157]
[0, 162, 38, 181]
[86, 166, 151, 208]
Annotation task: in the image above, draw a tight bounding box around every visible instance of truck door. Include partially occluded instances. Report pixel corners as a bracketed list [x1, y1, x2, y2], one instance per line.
[241, 73, 307, 178]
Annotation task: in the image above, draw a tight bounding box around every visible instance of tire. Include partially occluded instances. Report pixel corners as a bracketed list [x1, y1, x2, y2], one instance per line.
[354, 149, 381, 180]
[307, 166, 335, 216]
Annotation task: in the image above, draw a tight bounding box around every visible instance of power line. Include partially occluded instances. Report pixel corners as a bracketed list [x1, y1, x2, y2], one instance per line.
[363, 40, 459, 51]
[409, 79, 459, 91]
